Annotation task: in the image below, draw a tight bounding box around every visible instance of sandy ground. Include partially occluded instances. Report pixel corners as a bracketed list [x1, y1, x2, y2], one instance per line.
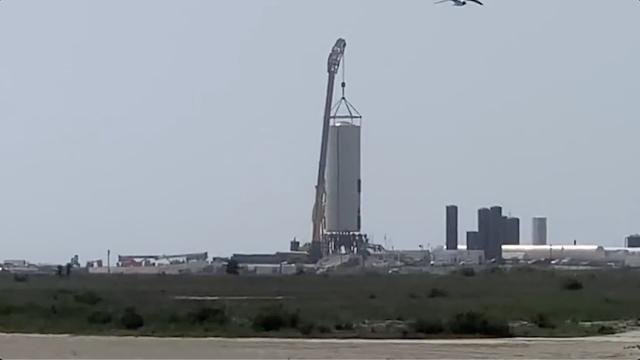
[3, 332, 640, 359]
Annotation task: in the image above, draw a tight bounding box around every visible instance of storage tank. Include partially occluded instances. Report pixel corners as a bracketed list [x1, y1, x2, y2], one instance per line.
[325, 121, 361, 232]
[532, 217, 547, 245]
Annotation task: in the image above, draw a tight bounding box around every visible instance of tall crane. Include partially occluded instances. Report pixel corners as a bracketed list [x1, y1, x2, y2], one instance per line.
[310, 38, 347, 260]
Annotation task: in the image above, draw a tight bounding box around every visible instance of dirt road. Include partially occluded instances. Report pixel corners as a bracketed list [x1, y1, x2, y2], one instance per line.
[3, 332, 640, 359]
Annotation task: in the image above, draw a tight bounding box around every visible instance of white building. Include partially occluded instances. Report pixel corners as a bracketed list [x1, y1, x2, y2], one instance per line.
[431, 249, 485, 266]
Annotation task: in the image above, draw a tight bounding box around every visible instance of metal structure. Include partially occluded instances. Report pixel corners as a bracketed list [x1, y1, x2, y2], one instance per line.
[310, 38, 367, 260]
[326, 121, 361, 232]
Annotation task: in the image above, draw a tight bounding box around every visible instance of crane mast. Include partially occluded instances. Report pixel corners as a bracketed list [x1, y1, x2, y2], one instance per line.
[310, 38, 347, 260]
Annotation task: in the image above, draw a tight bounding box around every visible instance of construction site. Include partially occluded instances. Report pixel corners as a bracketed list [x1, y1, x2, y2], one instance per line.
[3, 38, 638, 278]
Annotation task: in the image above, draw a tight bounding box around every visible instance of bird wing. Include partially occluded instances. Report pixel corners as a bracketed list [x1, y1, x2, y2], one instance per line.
[468, 0, 484, 4]
[434, 0, 451, 3]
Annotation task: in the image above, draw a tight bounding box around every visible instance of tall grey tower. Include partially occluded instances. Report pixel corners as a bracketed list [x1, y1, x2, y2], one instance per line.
[532, 217, 548, 245]
[446, 205, 458, 250]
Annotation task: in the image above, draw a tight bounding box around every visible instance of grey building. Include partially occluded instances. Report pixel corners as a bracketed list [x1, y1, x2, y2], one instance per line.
[477, 207, 491, 254]
[504, 217, 520, 245]
[446, 205, 458, 250]
[626, 234, 640, 248]
[466, 231, 482, 250]
[485, 206, 503, 261]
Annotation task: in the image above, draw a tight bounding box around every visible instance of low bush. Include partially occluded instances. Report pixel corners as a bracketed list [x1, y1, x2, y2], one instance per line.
[531, 313, 555, 329]
[412, 318, 445, 334]
[13, 274, 29, 283]
[460, 268, 476, 277]
[298, 322, 315, 335]
[334, 322, 354, 331]
[0, 305, 17, 316]
[88, 311, 112, 325]
[74, 291, 102, 305]
[448, 311, 511, 337]
[486, 267, 505, 274]
[428, 288, 448, 298]
[317, 324, 332, 334]
[598, 325, 615, 335]
[252, 307, 299, 332]
[120, 307, 144, 330]
[563, 278, 584, 291]
[187, 307, 228, 325]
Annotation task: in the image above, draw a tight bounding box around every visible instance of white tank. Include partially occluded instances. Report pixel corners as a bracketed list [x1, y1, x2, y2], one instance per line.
[532, 217, 547, 245]
[325, 121, 361, 232]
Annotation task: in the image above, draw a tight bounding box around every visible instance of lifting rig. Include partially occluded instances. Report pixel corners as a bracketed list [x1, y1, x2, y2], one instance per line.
[310, 39, 347, 261]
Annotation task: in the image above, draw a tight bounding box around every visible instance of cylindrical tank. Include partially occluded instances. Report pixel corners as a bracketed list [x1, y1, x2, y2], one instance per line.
[325, 121, 361, 232]
[532, 217, 547, 245]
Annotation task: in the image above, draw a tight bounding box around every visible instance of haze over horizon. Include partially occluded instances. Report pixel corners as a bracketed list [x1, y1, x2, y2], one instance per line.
[1, 0, 639, 263]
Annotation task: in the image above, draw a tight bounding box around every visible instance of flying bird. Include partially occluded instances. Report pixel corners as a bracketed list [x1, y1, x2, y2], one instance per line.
[435, 0, 484, 6]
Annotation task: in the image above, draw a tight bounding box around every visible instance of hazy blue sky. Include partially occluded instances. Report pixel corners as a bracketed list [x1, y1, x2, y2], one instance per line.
[1, 1, 639, 263]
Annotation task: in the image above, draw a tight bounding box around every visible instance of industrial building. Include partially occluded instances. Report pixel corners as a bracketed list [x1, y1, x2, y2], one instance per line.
[466, 231, 482, 250]
[230, 252, 309, 265]
[478, 207, 491, 255]
[503, 217, 520, 245]
[502, 245, 640, 268]
[626, 234, 640, 248]
[431, 248, 485, 266]
[457, 205, 521, 262]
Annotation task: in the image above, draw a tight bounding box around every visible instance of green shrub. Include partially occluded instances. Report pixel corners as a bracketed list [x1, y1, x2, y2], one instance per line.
[413, 318, 445, 334]
[120, 307, 144, 330]
[428, 288, 448, 298]
[74, 291, 102, 305]
[408, 292, 420, 299]
[252, 307, 299, 332]
[317, 324, 332, 334]
[513, 266, 536, 273]
[253, 313, 285, 332]
[563, 278, 584, 290]
[13, 274, 29, 283]
[448, 311, 510, 337]
[460, 268, 476, 277]
[531, 313, 555, 329]
[597, 325, 615, 335]
[334, 322, 354, 331]
[88, 311, 112, 325]
[187, 307, 228, 325]
[0, 305, 17, 316]
[298, 322, 315, 335]
[368, 293, 377, 299]
[486, 267, 505, 274]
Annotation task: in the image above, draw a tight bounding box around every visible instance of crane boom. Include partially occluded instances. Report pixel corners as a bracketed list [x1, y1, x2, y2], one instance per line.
[311, 38, 347, 260]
